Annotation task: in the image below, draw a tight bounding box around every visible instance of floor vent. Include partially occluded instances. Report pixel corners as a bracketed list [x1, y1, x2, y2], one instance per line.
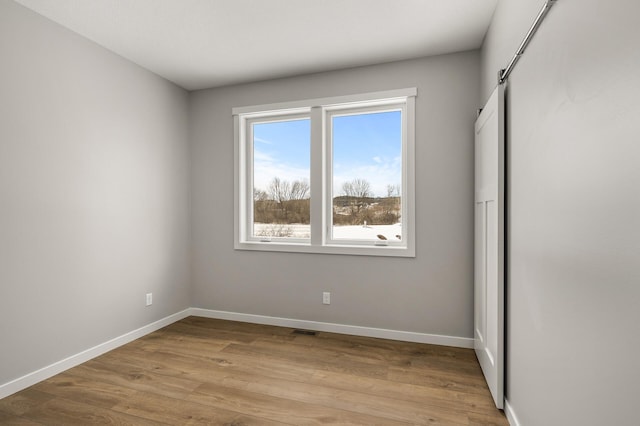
[292, 329, 317, 336]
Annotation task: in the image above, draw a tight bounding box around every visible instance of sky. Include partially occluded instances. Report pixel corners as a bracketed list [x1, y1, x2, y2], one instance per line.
[253, 110, 402, 198]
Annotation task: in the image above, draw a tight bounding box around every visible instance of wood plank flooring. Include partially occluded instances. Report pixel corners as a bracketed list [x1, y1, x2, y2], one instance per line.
[0, 317, 508, 425]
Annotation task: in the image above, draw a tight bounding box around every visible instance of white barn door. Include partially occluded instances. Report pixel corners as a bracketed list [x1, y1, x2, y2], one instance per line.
[474, 85, 505, 409]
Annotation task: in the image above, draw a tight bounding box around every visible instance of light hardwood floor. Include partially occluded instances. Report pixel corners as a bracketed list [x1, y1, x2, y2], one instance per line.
[0, 317, 508, 425]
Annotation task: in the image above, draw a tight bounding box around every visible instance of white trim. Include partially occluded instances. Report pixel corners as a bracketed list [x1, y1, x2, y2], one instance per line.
[242, 112, 312, 244]
[404, 95, 416, 256]
[323, 102, 409, 250]
[504, 399, 520, 426]
[232, 88, 417, 115]
[190, 308, 474, 348]
[234, 114, 242, 249]
[234, 88, 417, 258]
[309, 106, 324, 247]
[0, 309, 191, 400]
[234, 240, 414, 257]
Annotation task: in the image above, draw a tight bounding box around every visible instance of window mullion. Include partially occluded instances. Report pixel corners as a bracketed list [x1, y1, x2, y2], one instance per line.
[309, 106, 324, 246]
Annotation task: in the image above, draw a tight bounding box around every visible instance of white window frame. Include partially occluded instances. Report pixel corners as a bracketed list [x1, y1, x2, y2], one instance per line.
[244, 112, 311, 244]
[234, 88, 416, 257]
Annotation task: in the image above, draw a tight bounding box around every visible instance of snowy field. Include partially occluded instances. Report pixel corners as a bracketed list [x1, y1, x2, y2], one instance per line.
[253, 223, 402, 241]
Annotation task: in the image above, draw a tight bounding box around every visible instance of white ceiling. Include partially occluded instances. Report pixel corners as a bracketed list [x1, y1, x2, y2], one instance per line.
[14, 0, 498, 91]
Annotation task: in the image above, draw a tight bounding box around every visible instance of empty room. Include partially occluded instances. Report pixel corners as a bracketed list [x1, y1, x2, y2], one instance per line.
[1, 0, 638, 425]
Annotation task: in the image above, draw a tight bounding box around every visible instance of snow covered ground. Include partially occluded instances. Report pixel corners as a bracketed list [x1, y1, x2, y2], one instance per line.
[253, 223, 402, 241]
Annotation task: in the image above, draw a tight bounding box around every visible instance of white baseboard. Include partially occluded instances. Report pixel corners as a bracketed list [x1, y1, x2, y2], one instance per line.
[190, 308, 474, 348]
[0, 308, 191, 400]
[504, 398, 520, 426]
[1, 307, 474, 400]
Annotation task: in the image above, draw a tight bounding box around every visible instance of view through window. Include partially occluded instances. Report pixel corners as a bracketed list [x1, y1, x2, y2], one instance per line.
[234, 88, 415, 256]
[252, 117, 310, 240]
[331, 110, 402, 242]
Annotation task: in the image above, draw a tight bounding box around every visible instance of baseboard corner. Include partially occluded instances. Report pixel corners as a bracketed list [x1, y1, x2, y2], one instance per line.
[0, 308, 191, 400]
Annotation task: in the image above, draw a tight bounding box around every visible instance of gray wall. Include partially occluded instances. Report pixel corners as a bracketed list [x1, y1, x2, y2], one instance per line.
[481, 0, 640, 424]
[190, 52, 480, 338]
[0, 0, 191, 385]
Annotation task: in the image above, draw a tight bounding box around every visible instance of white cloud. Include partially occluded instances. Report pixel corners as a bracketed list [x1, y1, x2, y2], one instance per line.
[254, 159, 309, 191]
[253, 150, 274, 162]
[333, 158, 401, 197]
[254, 137, 272, 145]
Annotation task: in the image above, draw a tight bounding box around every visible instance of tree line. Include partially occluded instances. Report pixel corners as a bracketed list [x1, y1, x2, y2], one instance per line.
[254, 177, 400, 226]
[254, 177, 310, 224]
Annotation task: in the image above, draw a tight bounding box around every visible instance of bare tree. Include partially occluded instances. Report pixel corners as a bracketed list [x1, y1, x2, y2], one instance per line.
[386, 184, 400, 198]
[261, 177, 310, 202]
[343, 178, 371, 199]
[342, 178, 372, 217]
[254, 188, 269, 201]
[290, 179, 310, 200]
[342, 181, 354, 198]
[254, 177, 311, 224]
[268, 177, 291, 204]
[381, 183, 401, 223]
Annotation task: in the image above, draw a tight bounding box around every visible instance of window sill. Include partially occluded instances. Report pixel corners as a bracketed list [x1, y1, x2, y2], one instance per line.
[234, 241, 415, 258]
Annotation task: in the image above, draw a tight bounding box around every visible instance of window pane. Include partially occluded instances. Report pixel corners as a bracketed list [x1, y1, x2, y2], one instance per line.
[332, 110, 402, 242]
[252, 118, 310, 239]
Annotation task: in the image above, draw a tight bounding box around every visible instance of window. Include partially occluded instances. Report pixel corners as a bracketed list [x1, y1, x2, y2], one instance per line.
[250, 115, 310, 242]
[234, 88, 416, 257]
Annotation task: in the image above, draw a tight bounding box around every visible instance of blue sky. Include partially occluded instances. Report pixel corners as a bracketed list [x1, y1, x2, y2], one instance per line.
[253, 118, 311, 194]
[253, 110, 401, 197]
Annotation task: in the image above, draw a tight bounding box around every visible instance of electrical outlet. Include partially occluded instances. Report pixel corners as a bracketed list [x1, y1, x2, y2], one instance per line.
[323, 292, 331, 305]
[146, 293, 153, 306]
